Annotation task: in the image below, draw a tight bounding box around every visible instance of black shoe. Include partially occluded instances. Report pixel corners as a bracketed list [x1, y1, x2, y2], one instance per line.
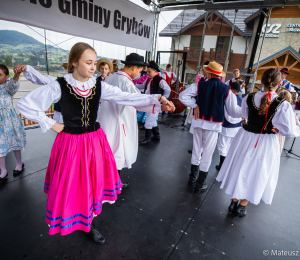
[216, 156, 225, 171]
[122, 182, 130, 189]
[228, 200, 239, 215]
[194, 171, 208, 193]
[0, 172, 8, 184]
[235, 205, 247, 218]
[140, 129, 152, 145]
[151, 126, 160, 141]
[188, 149, 192, 154]
[90, 222, 105, 244]
[188, 164, 199, 186]
[13, 163, 25, 177]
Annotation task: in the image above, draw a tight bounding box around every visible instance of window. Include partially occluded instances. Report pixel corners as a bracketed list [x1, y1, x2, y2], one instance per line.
[190, 36, 202, 48]
[216, 36, 230, 52]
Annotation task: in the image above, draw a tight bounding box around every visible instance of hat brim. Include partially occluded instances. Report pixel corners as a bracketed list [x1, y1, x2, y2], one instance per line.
[280, 70, 289, 75]
[147, 65, 161, 72]
[203, 65, 226, 77]
[97, 58, 113, 73]
[121, 60, 149, 67]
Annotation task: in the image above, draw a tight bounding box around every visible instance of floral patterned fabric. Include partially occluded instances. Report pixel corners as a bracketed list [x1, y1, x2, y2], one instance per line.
[0, 79, 26, 157]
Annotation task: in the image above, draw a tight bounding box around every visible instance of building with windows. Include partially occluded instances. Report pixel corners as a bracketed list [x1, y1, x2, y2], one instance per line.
[159, 6, 300, 86]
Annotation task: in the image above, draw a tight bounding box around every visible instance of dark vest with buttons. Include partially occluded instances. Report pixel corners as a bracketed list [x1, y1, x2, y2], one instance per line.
[144, 75, 164, 95]
[56, 77, 102, 134]
[222, 94, 243, 128]
[243, 92, 285, 134]
[196, 78, 230, 123]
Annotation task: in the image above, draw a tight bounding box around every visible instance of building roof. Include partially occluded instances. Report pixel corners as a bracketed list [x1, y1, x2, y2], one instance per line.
[159, 9, 259, 37]
[226, 46, 300, 81]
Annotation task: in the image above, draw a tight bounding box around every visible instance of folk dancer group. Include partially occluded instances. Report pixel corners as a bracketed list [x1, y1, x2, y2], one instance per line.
[0, 43, 299, 244]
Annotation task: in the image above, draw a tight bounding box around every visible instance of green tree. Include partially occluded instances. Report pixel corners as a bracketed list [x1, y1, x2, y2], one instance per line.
[4, 55, 12, 67]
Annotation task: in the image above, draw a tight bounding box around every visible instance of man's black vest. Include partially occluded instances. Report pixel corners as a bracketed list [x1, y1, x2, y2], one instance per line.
[144, 75, 164, 95]
[243, 92, 285, 134]
[56, 77, 102, 134]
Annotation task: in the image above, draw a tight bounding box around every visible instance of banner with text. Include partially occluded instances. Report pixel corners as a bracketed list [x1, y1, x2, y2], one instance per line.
[0, 0, 154, 50]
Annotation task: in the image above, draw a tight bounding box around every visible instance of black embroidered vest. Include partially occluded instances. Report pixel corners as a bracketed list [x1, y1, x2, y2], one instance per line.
[56, 77, 102, 134]
[243, 92, 285, 134]
[144, 75, 164, 95]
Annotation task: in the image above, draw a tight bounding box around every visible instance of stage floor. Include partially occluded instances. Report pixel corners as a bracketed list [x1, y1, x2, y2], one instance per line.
[1, 116, 299, 260]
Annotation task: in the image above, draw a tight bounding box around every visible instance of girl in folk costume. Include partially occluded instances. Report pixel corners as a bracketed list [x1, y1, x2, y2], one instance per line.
[195, 60, 210, 84]
[17, 43, 173, 242]
[136, 61, 171, 145]
[162, 63, 180, 86]
[98, 53, 175, 188]
[277, 90, 300, 153]
[216, 82, 243, 171]
[17, 63, 69, 124]
[0, 64, 26, 183]
[216, 69, 300, 218]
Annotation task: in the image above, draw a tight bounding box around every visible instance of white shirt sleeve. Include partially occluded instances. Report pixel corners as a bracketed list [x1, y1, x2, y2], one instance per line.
[225, 91, 242, 118]
[159, 79, 171, 98]
[272, 101, 300, 137]
[101, 82, 161, 108]
[179, 83, 197, 109]
[224, 108, 242, 124]
[135, 80, 147, 90]
[23, 65, 57, 85]
[161, 72, 166, 80]
[17, 81, 60, 133]
[173, 73, 180, 82]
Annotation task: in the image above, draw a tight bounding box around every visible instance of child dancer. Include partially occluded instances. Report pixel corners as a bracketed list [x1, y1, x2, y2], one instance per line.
[96, 58, 113, 81]
[136, 61, 171, 144]
[216, 82, 243, 170]
[17, 43, 174, 243]
[216, 68, 300, 217]
[0, 64, 26, 183]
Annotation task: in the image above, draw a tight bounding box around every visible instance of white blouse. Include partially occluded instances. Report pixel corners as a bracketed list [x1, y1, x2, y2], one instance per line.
[17, 74, 161, 133]
[241, 91, 300, 137]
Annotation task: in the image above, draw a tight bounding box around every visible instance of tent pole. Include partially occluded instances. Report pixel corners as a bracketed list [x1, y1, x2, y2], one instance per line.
[196, 12, 208, 75]
[250, 8, 272, 93]
[224, 9, 237, 74]
[150, 3, 160, 61]
[44, 29, 49, 75]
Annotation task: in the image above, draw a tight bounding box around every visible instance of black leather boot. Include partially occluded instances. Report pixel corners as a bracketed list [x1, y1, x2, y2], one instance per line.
[151, 126, 160, 141]
[194, 171, 208, 193]
[90, 221, 105, 244]
[235, 204, 247, 218]
[188, 164, 199, 186]
[139, 125, 145, 130]
[140, 129, 152, 145]
[216, 156, 225, 171]
[118, 170, 129, 189]
[228, 200, 239, 215]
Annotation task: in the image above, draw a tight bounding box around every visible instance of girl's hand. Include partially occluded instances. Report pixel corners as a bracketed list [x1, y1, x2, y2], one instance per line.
[161, 101, 175, 113]
[272, 127, 279, 134]
[159, 95, 168, 103]
[51, 122, 65, 133]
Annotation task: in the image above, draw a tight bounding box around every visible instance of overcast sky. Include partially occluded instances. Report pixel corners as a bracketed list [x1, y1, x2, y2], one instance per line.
[0, 0, 181, 63]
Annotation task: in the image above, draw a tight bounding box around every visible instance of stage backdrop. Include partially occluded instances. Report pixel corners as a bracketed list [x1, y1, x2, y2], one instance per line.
[0, 0, 154, 51]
